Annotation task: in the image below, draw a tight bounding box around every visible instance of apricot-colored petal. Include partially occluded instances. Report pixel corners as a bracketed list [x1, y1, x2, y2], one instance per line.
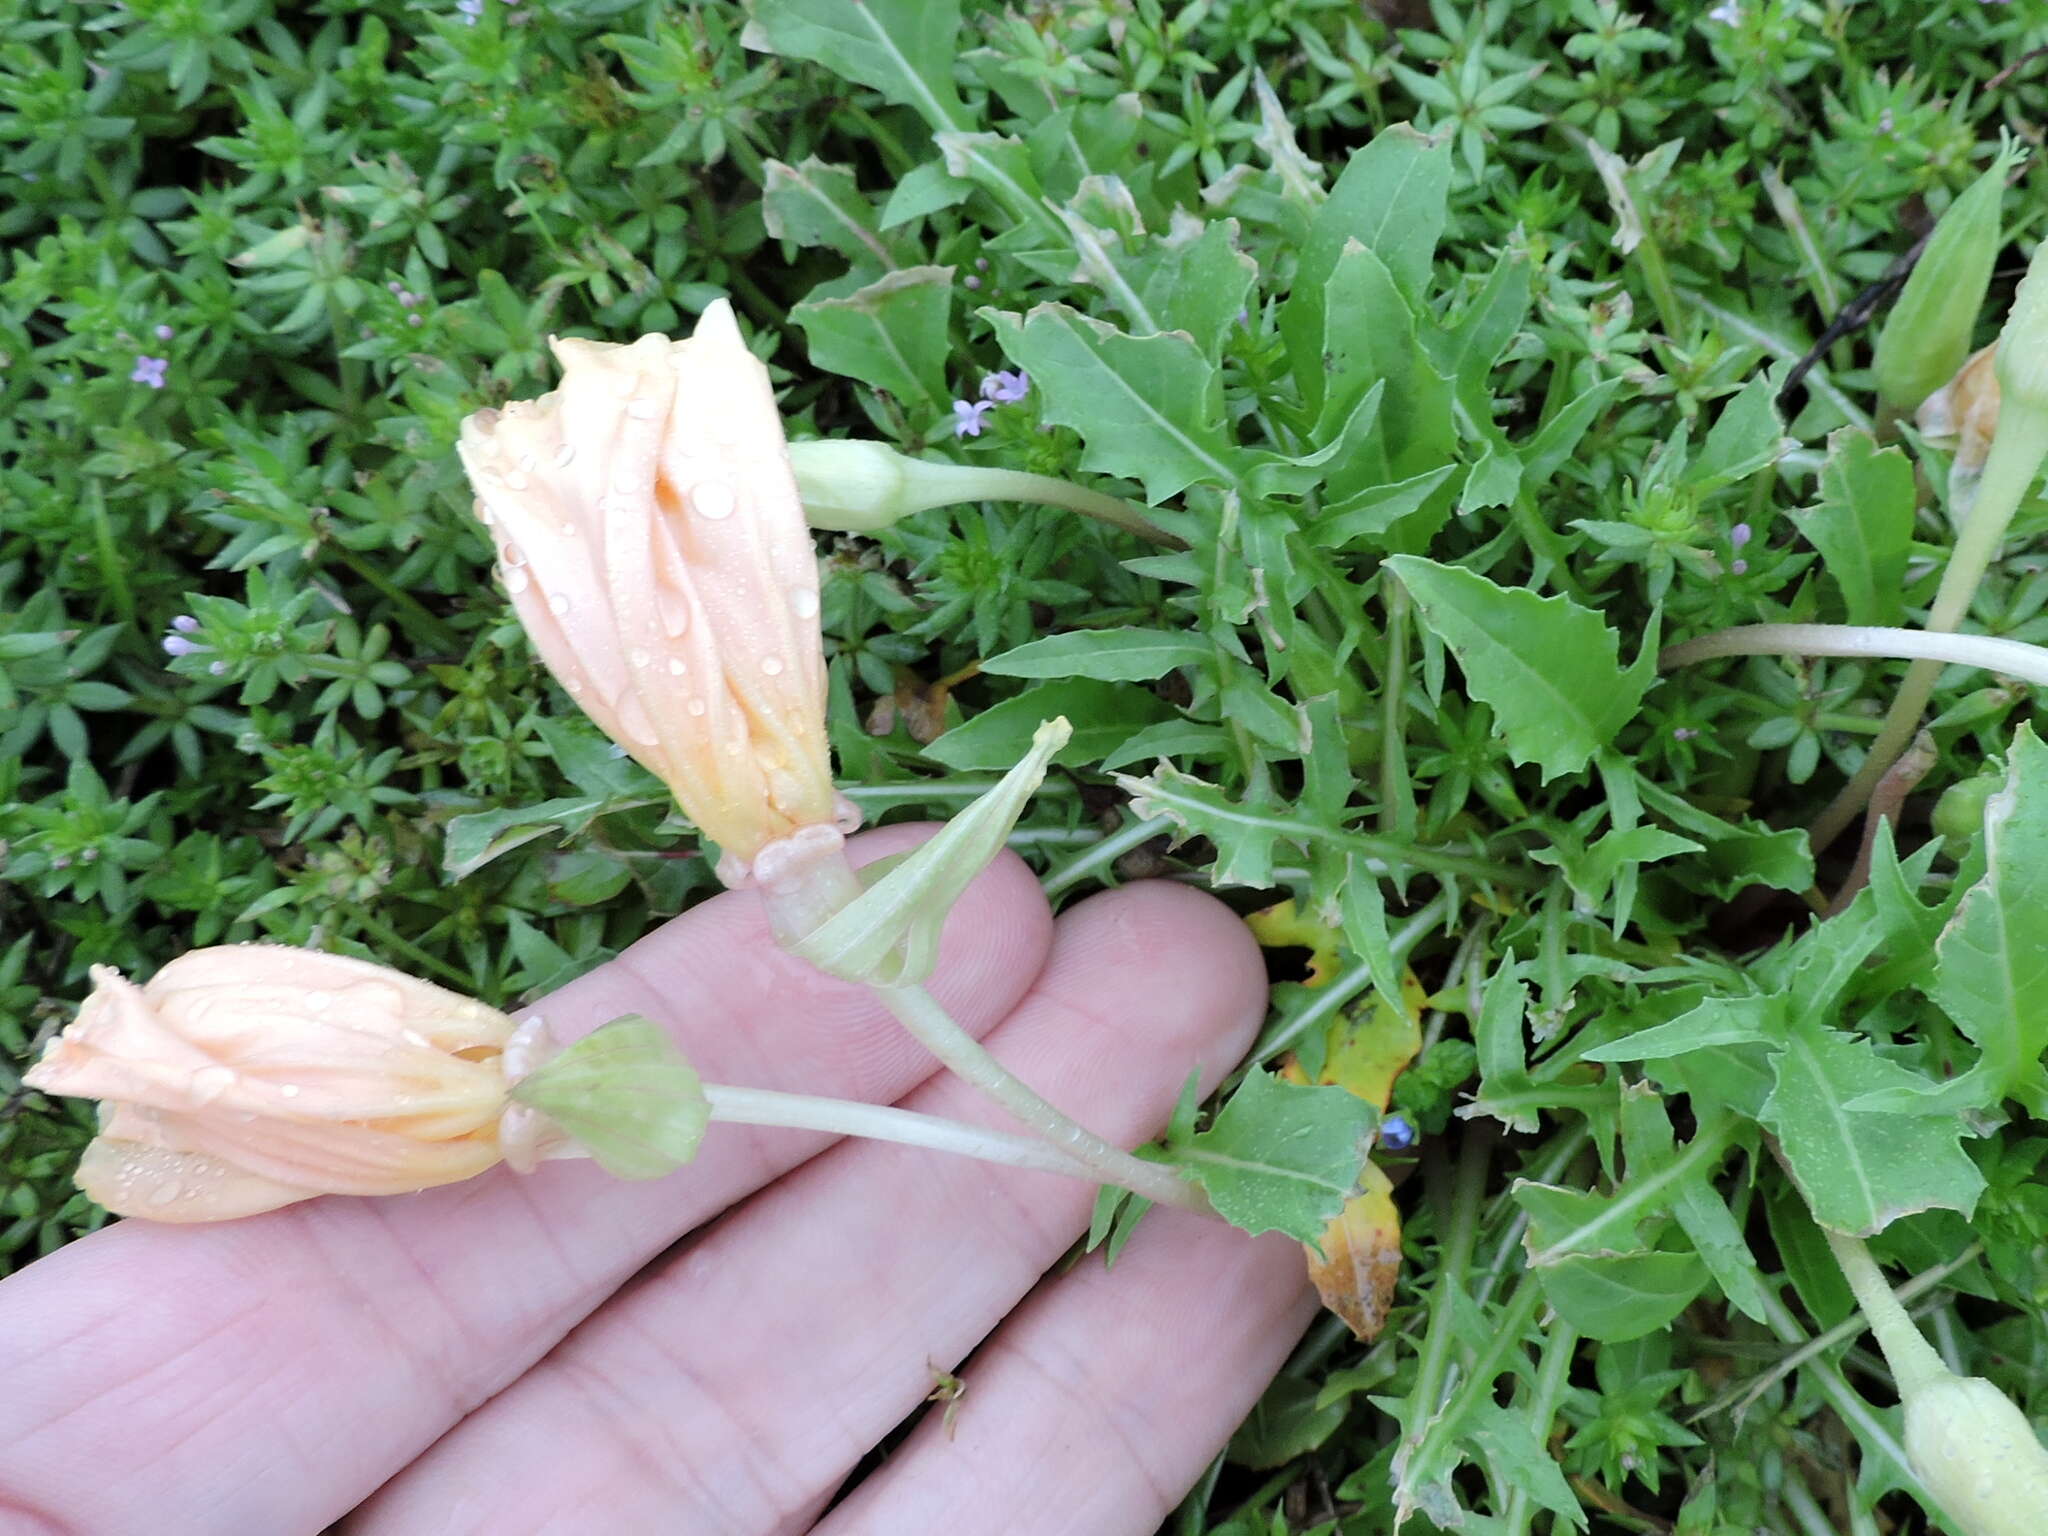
[75, 1135, 320, 1222]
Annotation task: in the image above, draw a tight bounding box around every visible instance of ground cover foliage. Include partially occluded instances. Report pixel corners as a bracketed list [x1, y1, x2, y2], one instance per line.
[5, 0, 2048, 1528]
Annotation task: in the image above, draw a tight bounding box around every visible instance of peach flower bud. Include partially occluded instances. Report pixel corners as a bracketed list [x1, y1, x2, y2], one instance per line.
[24, 947, 521, 1222]
[458, 301, 854, 885]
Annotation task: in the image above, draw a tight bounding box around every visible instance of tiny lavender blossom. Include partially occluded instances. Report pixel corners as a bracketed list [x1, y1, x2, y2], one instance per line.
[951, 399, 994, 438]
[978, 370, 1029, 404]
[1730, 522, 1752, 575]
[457, 0, 484, 19]
[153, 324, 174, 342]
[129, 356, 168, 389]
[1707, 0, 1740, 22]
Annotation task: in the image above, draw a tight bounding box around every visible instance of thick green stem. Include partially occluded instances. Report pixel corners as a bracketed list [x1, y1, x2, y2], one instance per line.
[938, 465, 1182, 547]
[702, 1083, 1094, 1180]
[1808, 403, 2048, 852]
[1823, 1227, 1950, 1398]
[1660, 622, 2048, 686]
[874, 981, 1211, 1214]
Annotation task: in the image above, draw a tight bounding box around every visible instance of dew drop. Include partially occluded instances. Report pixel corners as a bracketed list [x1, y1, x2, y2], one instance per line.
[279, 1084, 302, 1099]
[502, 544, 529, 569]
[401, 1029, 430, 1048]
[504, 469, 530, 491]
[629, 647, 652, 668]
[502, 565, 531, 595]
[666, 657, 686, 676]
[306, 991, 334, 1011]
[761, 656, 785, 677]
[188, 1064, 237, 1106]
[558, 522, 579, 539]
[625, 396, 662, 420]
[686, 698, 708, 717]
[149, 1180, 184, 1206]
[548, 591, 572, 615]
[477, 502, 496, 526]
[788, 586, 819, 619]
[552, 444, 576, 469]
[566, 678, 586, 696]
[692, 481, 736, 520]
[517, 452, 539, 474]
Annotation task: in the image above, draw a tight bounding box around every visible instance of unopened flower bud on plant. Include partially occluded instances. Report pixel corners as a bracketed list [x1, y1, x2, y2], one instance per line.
[23, 947, 523, 1221]
[1992, 240, 2048, 421]
[1873, 141, 2021, 417]
[458, 301, 855, 887]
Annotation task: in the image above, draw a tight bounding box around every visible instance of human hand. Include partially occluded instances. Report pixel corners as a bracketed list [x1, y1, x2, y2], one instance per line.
[0, 829, 1315, 1535]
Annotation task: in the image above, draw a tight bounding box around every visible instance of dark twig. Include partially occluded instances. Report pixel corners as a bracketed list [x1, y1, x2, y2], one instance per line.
[1776, 228, 1935, 415]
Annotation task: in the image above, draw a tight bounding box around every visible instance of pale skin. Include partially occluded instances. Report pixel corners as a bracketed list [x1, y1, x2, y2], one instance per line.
[0, 828, 1317, 1535]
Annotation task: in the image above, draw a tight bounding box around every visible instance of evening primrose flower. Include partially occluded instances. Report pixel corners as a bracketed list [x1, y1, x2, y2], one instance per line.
[458, 301, 852, 885]
[24, 947, 523, 1222]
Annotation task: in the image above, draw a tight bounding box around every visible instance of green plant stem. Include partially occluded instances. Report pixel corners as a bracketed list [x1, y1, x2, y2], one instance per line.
[1661, 622, 2048, 688]
[1379, 578, 1413, 839]
[1807, 404, 2048, 852]
[1399, 1123, 1496, 1484]
[1040, 811, 1172, 897]
[701, 1083, 1093, 1179]
[1823, 1227, 1949, 1398]
[872, 981, 1211, 1214]
[941, 464, 1183, 547]
[1502, 1313, 1578, 1535]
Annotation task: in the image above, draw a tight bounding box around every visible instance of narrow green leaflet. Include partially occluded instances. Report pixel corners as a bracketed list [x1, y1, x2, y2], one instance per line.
[747, 0, 968, 132]
[981, 627, 1210, 682]
[508, 1015, 710, 1180]
[1918, 724, 2048, 1109]
[983, 303, 1236, 501]
[1685, 375, 1791, 494]
[1280, 124, 1451, 418]
[922, 679, 1172, 770]
[1619, 1087, 1769, 1322]
[790, 265, 954, 413]
[1465, 1403, 1588, 1528]
[1170, 1069, 1376, 1243]
[1759, 1022, 1985, 1236]
[1536, 1249, 1709, 1343]
[1789, 430, 1915, 626]
[1385, 556, 1654, 780]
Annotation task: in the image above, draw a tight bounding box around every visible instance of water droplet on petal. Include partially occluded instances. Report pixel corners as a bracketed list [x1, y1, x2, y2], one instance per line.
[761, 656, 785, 677]
[692, 481, 736, 520]
[501, 544, 528, 569]
[548, 591, 572, 615]
[517, 452, 539, 473]
[188, 1064, 237, 1106]
[625, 397, 662, 420]
[477, 501, 496, 526]
[502, 565, 530, 595]
[279, 1084, 302, 1099]
[628, 648, 652, 668]
[504, 469, 530, 491]
[306, 991, 334, 1010]
[401, 1029, 430, 1048]
[686, 698, 708, 717]
[149, 1180, 184, 1206]
[788, 586, 819, 619]
[552, 444, 576, 469]
[667, 657, 686, 676]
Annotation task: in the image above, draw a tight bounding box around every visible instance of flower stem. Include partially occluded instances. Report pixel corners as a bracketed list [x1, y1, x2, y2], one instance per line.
[702, 1083, 1095, 1180]
[872, 981, 1210, 1213]
[1824, 1226, 1950, 1398]
[1805, 403, 2048, 852]
[959, 466, 1184, 547]
[1659, 621, 2048, 686]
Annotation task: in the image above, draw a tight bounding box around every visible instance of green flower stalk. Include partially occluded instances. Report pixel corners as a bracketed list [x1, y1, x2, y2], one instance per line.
[1826, 1228, 2048, 1535]
[1810, 240, 2048, 854]
[788, 438, 1182, 547]
[1872, 141, 2021, 426]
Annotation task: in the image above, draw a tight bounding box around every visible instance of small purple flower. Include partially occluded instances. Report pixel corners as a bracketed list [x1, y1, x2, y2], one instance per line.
[408, 313, 424, 327]
[1707, 0, 1741, 22]
[978, 369, 1029, 404]
[1379, 1115, 1418, 1152]
[162, 616, 212, 658]
[1730, 522, 1752, 574]
[207, 660, 229, 676]
[1672, 726, 1701, 742]
[962, 275, 981, 291]
[951, 399, 994, 438]
[129, 355, 168, 389]
[457, 0, 484, 19]
[154, 323, 175, 342]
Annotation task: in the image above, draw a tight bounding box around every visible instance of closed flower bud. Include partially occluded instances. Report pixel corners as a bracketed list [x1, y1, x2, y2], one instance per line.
[459, 301, 852, 885]
[1874, 143, 2020, 416]
[789, 438, 1016, 533]
[24, 948, 520, 1222]
[1903, 1372, 2048, 1536]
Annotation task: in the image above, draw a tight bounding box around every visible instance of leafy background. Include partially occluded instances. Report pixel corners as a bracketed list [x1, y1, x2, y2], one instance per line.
[6, 0, 2048, 1530]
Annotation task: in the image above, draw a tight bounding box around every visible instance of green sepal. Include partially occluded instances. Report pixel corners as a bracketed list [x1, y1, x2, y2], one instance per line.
[787, 716, 1071, 985]
[508, 1015, 710, 1180]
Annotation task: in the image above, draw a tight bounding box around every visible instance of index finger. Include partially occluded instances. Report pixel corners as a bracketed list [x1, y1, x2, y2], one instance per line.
[0, 829, 1052, 1536]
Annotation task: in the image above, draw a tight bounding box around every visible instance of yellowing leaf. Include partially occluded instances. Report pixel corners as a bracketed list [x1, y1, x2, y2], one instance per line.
[1248, 898, 1343, 987]
[1307, 1162, 1404, 1341]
